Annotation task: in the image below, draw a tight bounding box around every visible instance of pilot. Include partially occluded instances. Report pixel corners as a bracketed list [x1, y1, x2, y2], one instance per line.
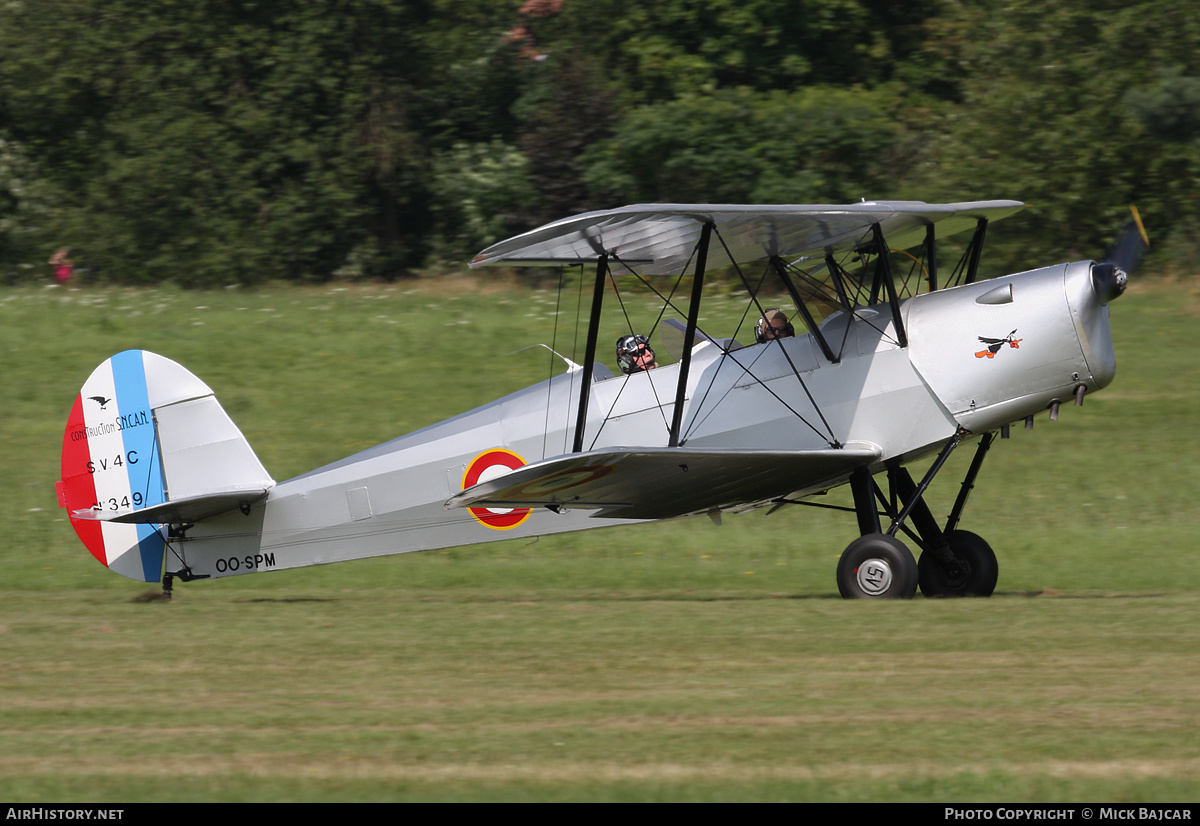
[616, 334, 657, 374]
[755, 308, 795, 343]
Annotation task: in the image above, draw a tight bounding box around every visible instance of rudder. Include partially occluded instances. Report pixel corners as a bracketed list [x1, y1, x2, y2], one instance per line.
[58, 350, 274, 582]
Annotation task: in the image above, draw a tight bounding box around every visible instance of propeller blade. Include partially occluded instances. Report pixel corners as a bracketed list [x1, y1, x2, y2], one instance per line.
[1091, 206, 1149, 303]
[1103, 206, 1150, 273]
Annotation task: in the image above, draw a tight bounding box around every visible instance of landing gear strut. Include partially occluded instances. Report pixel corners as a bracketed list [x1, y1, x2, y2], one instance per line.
[836, 430, 999, 599]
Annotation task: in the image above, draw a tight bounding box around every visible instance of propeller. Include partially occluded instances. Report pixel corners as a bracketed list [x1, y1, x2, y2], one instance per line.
[1091, 206, 1149, 303]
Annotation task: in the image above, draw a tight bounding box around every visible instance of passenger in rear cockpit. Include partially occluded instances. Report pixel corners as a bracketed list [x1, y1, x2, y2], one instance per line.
[755, 308, 795, 343]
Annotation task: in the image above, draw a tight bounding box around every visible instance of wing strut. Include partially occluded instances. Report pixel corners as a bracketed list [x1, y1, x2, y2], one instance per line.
[669, 222, 713, 447]
[824, 254, 853, 310]
[950, 218, 989, 287]
[770, 256, 838, 364]
[924, 224, 939, 292]
[572, 253, 608, 453]
[871, 223, 908, 348]
[688, 233, 840, 448]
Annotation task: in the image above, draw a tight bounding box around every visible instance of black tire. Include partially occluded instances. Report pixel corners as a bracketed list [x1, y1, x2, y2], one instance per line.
[917, 530, 998, 598]
[837, 534, 918, 599]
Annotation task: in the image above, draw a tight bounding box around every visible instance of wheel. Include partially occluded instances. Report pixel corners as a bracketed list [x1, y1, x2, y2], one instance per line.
[917, 530, 998, 598]
[837, 534, 919, 599]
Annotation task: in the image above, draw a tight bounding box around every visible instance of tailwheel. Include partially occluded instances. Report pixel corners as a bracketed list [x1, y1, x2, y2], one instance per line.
[917, 530, 998, 598]
[837, 534, 918, 599]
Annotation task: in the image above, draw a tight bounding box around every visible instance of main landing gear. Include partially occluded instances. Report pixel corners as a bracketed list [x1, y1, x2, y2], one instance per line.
[836, 429, 999, 599]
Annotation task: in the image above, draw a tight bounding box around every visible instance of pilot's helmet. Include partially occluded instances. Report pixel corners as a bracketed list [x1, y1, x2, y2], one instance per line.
[755, 308, 795, 343]
[616, 334, 655, 374]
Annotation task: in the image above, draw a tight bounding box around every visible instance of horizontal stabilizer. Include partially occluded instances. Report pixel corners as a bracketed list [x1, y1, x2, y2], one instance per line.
[72, 486, 271, 525]
[446, 445, 880, 519]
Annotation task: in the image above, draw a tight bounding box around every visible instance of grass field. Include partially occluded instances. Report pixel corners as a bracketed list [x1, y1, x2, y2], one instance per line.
[2, 273, 1199, 802]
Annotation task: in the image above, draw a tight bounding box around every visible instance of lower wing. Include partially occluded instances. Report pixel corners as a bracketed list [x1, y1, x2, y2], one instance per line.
[445, 445, 881, 520]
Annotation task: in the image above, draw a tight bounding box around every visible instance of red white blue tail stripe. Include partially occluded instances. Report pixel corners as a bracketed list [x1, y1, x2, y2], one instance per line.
[59, 351, 168, 582]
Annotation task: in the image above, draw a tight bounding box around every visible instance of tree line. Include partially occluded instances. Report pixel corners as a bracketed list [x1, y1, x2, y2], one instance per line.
[1, 0, 1197, 285]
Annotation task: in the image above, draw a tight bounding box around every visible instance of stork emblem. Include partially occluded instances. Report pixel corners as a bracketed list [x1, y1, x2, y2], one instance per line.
[975, 330, 1022, 359]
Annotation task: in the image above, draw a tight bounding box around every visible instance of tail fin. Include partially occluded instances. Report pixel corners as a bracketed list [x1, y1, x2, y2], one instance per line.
[58, 350, 275, 582]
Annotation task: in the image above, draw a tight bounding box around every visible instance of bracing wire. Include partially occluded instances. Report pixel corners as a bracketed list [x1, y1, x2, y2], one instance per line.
[702, 227, 839, 446]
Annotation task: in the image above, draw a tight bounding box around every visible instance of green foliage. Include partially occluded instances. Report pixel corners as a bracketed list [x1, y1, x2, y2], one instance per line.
[429, 139, 538, 263]
[1123, 70, 1200, 269]
[0, 135, 56, 269]
[534, 0, 947, 100]
[903, 0, 1200, 272]
[419, 0, 525, 146]
[1, 0, 1199, 281]
[583, 86, 908, 205]
[512, 54, 621, 225]
[1125, 74, 1200, 145]
[0, 0, 436, 283]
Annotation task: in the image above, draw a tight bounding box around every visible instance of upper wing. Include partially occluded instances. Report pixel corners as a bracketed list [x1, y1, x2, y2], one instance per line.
[445, 445, 881, 520]
[470, 201, 1024, 276]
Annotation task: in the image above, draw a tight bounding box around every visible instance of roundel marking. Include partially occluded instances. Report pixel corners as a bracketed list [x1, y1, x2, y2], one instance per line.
[462, 449, 532, 530]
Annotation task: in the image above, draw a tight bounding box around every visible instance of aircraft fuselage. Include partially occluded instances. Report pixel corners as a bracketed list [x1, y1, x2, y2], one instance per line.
[171, 258, 1111, 580]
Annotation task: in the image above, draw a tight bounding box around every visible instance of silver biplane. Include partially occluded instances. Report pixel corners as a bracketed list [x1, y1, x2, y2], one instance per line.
[57, 200, 1147, 598]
